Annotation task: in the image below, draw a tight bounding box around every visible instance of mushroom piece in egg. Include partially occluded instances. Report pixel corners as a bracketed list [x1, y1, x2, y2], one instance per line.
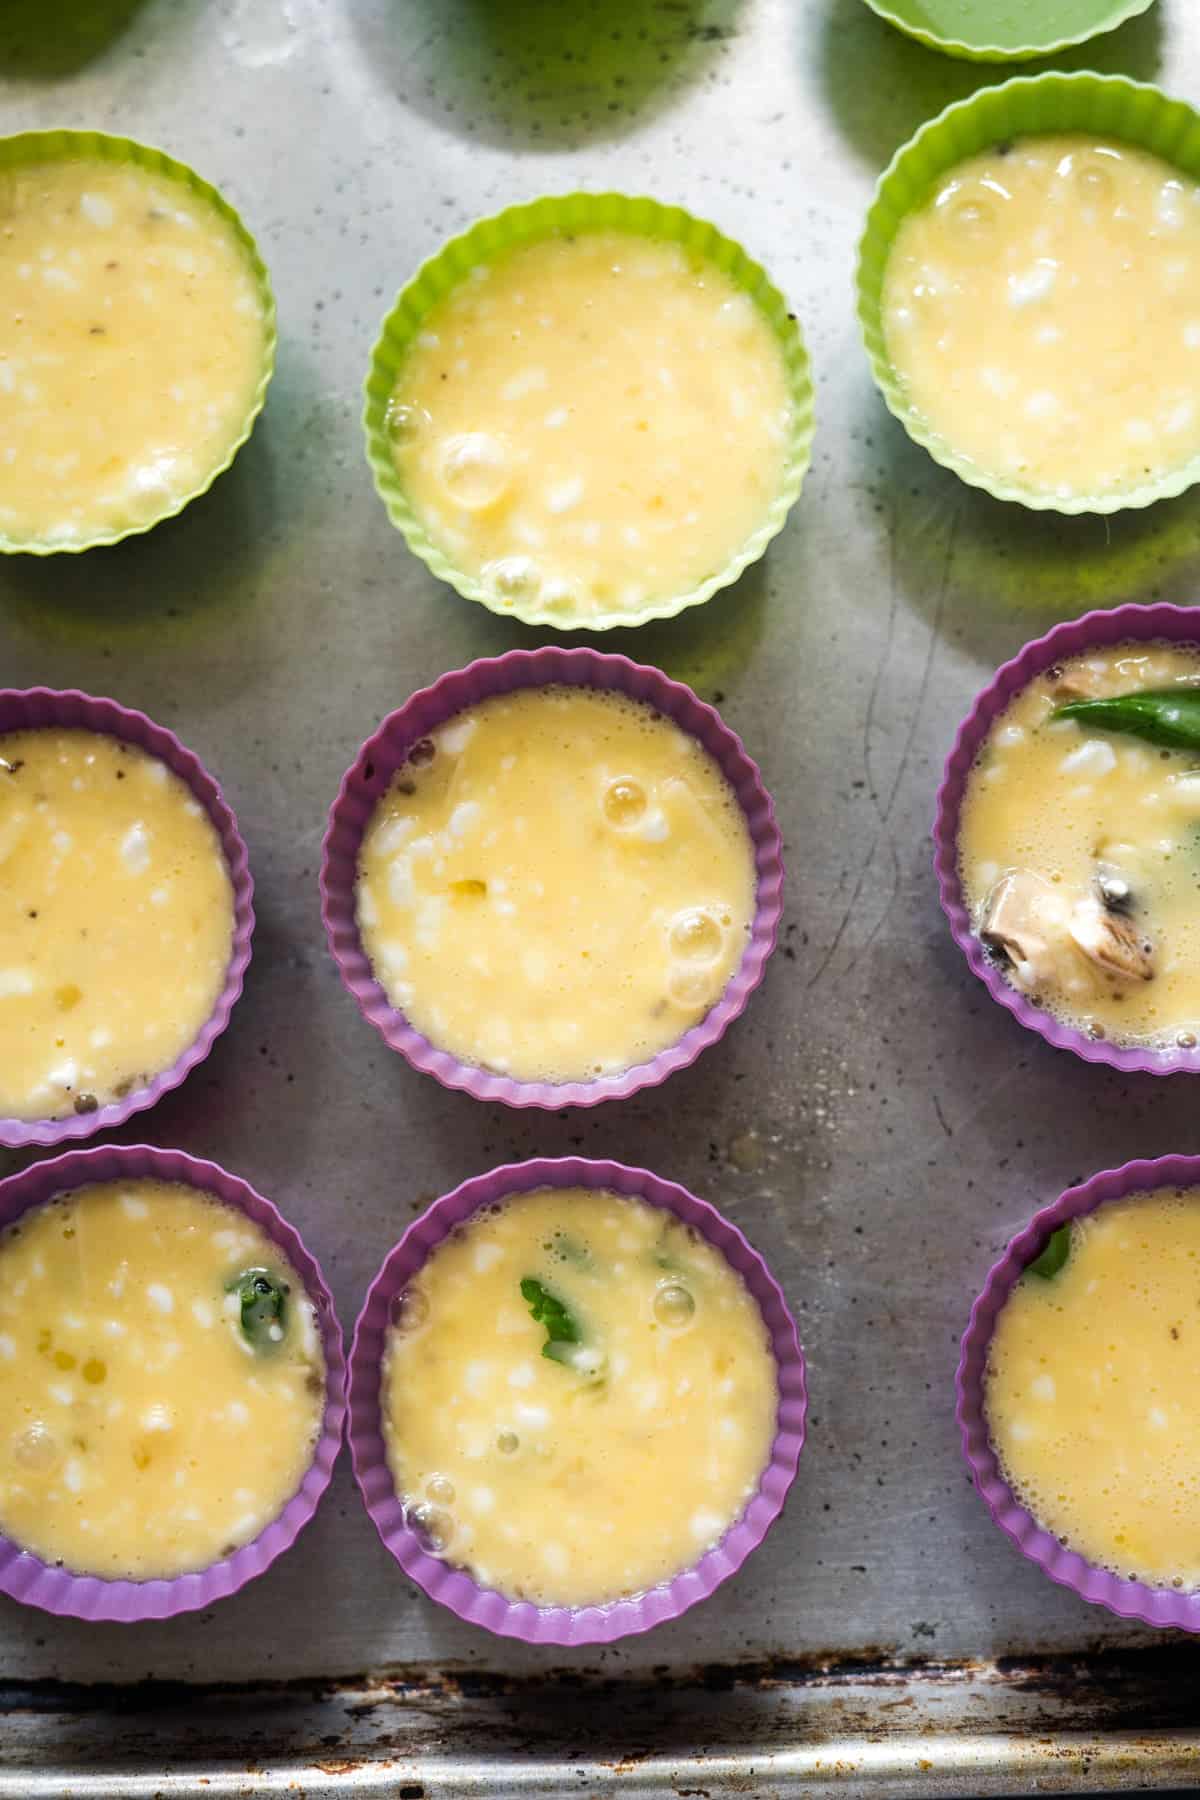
[1067, 894, 1154, 984]
[979, 870, 1075, 995]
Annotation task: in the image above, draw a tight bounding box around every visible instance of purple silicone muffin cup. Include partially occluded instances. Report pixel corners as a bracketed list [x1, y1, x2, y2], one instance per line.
[958, 1153, 1200, 1631]
[0, 1143, 346, 1623]
[349, 1156, 807, 1646]
[934, 602, 1200, 1076]
[321, 648, 784, 1108]
[0, 689, 255, 1148]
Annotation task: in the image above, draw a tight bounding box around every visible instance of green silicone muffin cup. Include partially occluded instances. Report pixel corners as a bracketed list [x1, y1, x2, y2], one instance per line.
[860, 0, 1155, 63]
[363, 192, 815, 631]
[857, 73, 1200, 514]
[0, 129, 276, 556]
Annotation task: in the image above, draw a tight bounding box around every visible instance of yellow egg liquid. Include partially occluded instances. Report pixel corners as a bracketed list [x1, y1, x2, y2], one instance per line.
[383, 1186, 778, 1607]
[0, 156, 267, 545]
[0, 728, 234, 1121]
[0, 1180, 325, 1580]
[987, 1188, 1200, 1589]
[883, 135, 1200, 498]
[355, 686, 757, 1083]
[389, 230, 794, 623]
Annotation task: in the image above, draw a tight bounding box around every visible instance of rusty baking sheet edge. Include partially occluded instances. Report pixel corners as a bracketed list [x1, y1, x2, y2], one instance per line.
[2, 1648, 1199, 1796]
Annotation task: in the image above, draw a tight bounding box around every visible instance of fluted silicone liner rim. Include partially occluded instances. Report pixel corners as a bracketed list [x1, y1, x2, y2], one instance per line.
[0, 687, 255, 1147]
[363, 190, 814, 629]
[857, 73, 1200, 512]
[957, 1152, 1200, 1630]
[320, 648, 784, 1108]
[348, 1156, 807, 1645]
[0, 129, 276, 555]
[0, 1143, 346, 1622]
[860, 0, 1156, 64]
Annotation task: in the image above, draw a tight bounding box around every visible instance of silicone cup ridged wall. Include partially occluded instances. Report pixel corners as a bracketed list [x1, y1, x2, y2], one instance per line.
[320, 647, 785, 1108]
[0, 688, 255, 1148]
[859, 0, 1156, 63]
[857, 73, 1200, 512]
[958, 1153, 1200, 1631]
[362, 191, 814, 629]
[348, 1157, 807, 1645]
[0, 1144, 346, 1622]
[0, 128, 276, 555]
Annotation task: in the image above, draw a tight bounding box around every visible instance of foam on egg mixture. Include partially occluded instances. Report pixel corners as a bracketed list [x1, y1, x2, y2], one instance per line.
[382, 1185, 778, 1608]
[882, 135, 1200, 498]
[986, 1187, 1200, 1590]
[355, 686, 757, 1085]
[386, 230, 794, 622]
[0, 1179, 325, 1580]
[0, 728, 234, 1122]
[0, 156, 267, 545]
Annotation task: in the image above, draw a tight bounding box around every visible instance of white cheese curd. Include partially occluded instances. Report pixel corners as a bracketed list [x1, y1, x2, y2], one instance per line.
[387, 229, 793, 622]
[883, 136, 1200, 496]
[0, 729, 234, 1121]
[354, 687, 755, 1084]
[382, 1187, 777, 1607]
[0, 1180, 325, 1580]
[0, 157, 267, 544]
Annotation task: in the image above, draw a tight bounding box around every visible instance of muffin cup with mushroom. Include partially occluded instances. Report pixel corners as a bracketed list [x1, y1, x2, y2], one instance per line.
[935, 603, 1200, 1074]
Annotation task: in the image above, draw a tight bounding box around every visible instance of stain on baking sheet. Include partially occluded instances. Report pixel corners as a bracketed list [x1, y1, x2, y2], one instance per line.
[344, 0, 743, 151]
[6, 1643, 1200, 1741]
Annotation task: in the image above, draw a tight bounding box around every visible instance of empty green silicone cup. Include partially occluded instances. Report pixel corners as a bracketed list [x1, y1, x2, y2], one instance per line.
[860, 0, 1155, 62]
[0, 130, 276, 556]
[363, 192, 815, 631]
[857, 73, 1200, 514]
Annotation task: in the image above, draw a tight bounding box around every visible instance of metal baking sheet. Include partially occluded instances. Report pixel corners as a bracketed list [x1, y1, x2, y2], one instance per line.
[3, 0, 1200, 1791]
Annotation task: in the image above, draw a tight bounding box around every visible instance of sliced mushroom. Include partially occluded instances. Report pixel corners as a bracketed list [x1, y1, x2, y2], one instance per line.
[979, 870, 1073, 994]
[1044, 660, 1115, 705]
[1068, 894, 1153, 983]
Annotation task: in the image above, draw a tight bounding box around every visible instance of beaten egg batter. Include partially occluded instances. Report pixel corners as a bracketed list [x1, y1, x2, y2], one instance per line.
[387, 230, 794, 622]
[0, 155, 267, 545]
[0, 1179, 325, 1580]
[987, 1188, 1200, 1589]
[882, 135, 1200, 498]
[0, 728, 234, 1121]
[355, 687, 757, 1084]
[382, 1186, 778, 1607]
[959, 642, 1200, 1049]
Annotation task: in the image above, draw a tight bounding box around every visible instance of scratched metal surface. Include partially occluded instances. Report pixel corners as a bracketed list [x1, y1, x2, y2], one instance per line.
[2, 0, 1200, 1791]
